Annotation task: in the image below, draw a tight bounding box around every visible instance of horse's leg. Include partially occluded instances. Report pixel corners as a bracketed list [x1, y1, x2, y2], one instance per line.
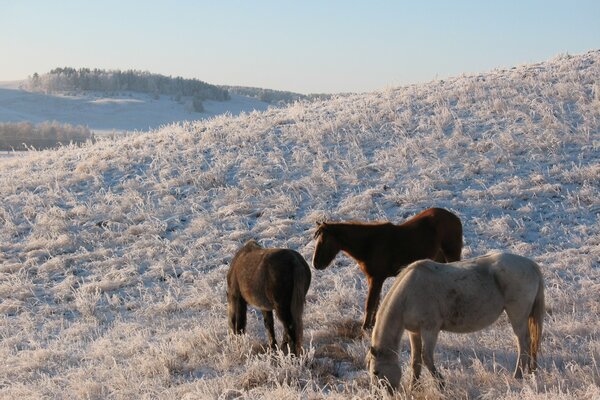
[262, 310, 277, 350]
[408, 331, 423, 389]
[275, 306, 296, 355]
[229, 294, 247, 334]
[505, 307, 531, 378]
[421, 329, 445, 388]
[363, 276, 385, 330]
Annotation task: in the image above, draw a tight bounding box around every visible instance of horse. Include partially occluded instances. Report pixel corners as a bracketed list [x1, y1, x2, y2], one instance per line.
[227, 240, 312, 356]
[366, 252, 545, 391]
[312, 207, 463, 330]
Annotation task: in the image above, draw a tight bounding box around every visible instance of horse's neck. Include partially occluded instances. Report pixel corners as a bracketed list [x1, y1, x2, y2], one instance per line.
[371, 296, 405, 356]
[330, 223, 381, 260]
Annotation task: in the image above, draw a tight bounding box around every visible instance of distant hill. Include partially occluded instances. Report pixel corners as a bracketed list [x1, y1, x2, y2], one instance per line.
[25, 68, 332, 107]
[0, 81, 270, 135]
[221, 85, 332, 106]
[27, 67, 230, 108]
[0, 68, 333, 137]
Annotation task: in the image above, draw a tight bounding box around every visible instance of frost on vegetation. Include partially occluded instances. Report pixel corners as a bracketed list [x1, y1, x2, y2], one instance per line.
[0, 50, 600, 398]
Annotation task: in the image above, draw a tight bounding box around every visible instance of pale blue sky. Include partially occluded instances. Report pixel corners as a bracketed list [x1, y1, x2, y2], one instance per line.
[1, 1, 599, 93]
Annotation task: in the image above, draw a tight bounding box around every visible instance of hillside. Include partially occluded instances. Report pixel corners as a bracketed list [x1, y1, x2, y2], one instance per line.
[0, 51, 599, 399]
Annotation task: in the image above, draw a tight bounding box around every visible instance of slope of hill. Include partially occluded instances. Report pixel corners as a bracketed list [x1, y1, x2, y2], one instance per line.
[0, 51, 599, 398]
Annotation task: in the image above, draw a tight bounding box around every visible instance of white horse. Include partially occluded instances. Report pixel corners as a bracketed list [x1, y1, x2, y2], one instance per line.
[366, 252, 544, 391]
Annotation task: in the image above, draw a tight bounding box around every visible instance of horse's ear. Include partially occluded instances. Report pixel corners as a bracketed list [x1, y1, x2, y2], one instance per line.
[245, 239, 261, 249]
[314, 221, 327, 238]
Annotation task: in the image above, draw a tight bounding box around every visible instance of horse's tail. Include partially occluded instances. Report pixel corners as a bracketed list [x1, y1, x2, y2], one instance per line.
[528, 272, 545, 372]
[290, 255, 311, 355]
[437, 208, 463, 262]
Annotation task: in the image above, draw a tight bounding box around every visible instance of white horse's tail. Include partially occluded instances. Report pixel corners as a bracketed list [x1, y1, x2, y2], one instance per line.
[528, 275, 545, 372]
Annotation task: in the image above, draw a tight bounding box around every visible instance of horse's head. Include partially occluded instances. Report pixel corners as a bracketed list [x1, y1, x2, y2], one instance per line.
[366, 346, 401, 393]
[312, 222, 340, 270]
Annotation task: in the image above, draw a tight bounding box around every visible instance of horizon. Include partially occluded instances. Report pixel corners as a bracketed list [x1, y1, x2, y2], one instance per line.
[1, 1, 600, 94]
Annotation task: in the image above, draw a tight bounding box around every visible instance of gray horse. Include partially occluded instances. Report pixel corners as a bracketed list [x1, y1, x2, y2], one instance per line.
[366, 252, 544, 391]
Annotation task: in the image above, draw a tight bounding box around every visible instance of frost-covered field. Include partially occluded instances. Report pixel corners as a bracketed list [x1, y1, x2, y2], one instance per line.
[0, 52, 599, 399]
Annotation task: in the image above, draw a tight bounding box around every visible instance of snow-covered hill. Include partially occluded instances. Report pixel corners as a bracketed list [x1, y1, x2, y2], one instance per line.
[0, 51, 599, 399]
[0, 83, 270, 134]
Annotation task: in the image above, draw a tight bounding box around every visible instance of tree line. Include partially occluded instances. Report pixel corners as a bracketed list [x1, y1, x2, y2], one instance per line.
[0, 121, 92, 151]
[25, 68, 330, 109]
[27, 68, 230, 111]
[222, 85, 331, 106]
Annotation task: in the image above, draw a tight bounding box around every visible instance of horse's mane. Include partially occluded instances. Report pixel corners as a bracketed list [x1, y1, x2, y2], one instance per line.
[314, 223, 327, 239]
[314, 221, 394, 239]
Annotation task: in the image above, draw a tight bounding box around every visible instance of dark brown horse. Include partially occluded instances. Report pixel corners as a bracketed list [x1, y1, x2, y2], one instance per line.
[312, 207, 463, 330]
[227, 240, 312, 355]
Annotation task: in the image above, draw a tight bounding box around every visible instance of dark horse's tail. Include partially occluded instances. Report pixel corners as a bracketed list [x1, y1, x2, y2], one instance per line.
[528, 270, 545, 372]
[435, 208, 463, 262]
[290, 254, 311, 355]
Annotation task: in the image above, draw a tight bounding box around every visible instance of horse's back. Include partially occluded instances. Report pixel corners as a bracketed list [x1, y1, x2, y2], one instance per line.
[400, 208, 463, 262]
[401, 258, 503, 304]
[438, 252, 541, 287]
[486, 252, 541, 273]
[229, 243, 311, 310]
[432, 252, 543, 310]
[263, 248, 312, 291]
[407, 208, 461, 229]
[485, 252, 543, 300]
[386, 254, 541, 333]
